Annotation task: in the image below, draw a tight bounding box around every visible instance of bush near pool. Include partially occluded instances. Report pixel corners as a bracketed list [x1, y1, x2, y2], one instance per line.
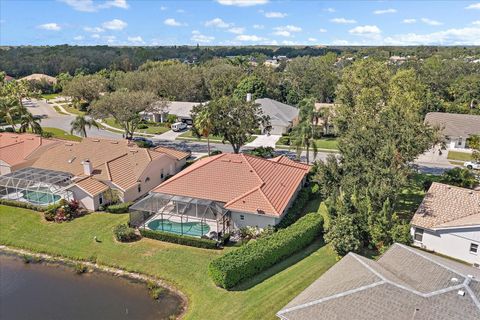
[114, 224, 140, 242]
[140, 229, 219, 249]
[208, 211, 324, 289]
[105, 202, 133, 213]
[0, 199, 44, 212]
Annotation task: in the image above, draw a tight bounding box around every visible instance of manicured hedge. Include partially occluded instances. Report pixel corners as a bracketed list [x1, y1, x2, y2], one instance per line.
[114, 224, 140, 242]
[208, 212, 324, 289]
[106, 202, 133, 213]
[140, 229, 218, 249]
[276, 186, 313, 229]
[0, 199, 45, 212]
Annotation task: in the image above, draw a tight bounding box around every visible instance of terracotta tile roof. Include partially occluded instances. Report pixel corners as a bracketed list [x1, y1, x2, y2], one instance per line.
[425, 112, 480, 137]
[270, 155, 311, 171]
[0, 133, 59, 166]
[411, 182, 480, 230]
[153, 146, 190, 160]
[75, 177, 109, 196]
[152, 153, 310, 216]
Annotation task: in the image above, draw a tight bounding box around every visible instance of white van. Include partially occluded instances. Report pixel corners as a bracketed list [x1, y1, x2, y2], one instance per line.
[171, 122, 187, 132]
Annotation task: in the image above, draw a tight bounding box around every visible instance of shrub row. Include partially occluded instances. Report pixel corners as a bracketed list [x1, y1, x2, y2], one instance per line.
[0, 199, 45, 212]
[276, 186, 313, 229]
[208, 212, 324, 289]
[114, 224, 140, 242]
[106, 202, 133, 213]
[140, 229, 218, 249]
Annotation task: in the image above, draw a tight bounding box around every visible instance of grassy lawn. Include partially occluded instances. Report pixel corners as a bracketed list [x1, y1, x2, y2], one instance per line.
[276, 136, 339, 151]
[103, 118, 123, 130]
[63, 105, 86, 116]
[102, 118, 168, 135]
[447, 151, 473, 162]
[42, 127, 82, 142]
[41, 93, 59, 100]
[178, 130, 255, 143]
[0, 205, 337, 320]
[53, 105, 69, 115]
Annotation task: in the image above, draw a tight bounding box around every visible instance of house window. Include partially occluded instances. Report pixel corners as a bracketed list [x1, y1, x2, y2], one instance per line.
[137, 185, 142, 193]
[414, 228, 424, 242]
[470, 243, 478, 254]
[99, 194, 103, 205]
[240, 215, 245, 221]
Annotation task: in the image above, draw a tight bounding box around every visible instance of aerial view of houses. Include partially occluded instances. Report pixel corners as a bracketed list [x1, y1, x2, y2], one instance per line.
[1, 0, 480, 319]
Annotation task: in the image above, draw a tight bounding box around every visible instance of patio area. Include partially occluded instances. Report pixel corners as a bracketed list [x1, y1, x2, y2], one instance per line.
[129, 193, 231, 238]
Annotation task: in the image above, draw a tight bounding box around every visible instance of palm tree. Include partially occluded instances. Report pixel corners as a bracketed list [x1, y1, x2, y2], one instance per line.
[70, 115, 100, 138]
[19, 111, 43, 134]
[290, 98, 319, 164]
[0, 95, 19, 131]
[194, 107, 214, 156]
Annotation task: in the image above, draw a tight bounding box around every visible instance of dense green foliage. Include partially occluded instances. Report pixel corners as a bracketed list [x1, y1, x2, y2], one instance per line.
[208, 212, 324, 289]
[0, 199, 44, 212]
[140, 228, 218, 249]
[276, 186, 314, 229]
[113, 223, 139, 242]
[440, 168, 478, 189]
[105, 202, 133, 213]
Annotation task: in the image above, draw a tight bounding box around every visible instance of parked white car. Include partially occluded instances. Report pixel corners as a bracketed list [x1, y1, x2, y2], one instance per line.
[171, 122, 187, 132]
[464, 161, 480, 170]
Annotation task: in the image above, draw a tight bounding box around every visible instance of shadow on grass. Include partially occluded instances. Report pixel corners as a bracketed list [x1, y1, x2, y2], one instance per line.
[230, 238, 327, 292]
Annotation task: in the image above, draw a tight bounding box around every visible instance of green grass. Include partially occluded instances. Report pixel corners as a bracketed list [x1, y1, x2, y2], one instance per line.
[103, 118, 169, 135]
[276, 136, 339, 151]
[178, 130, 256, 143]
[41, 93, 59, 100]
[447, 151, 473, 162]
[53, 105, 68, 115]
[104, 118, 123, 130]
[0, 203, 336, 320]
[63, 105, 86, 116]
[42, 127, 82, 142]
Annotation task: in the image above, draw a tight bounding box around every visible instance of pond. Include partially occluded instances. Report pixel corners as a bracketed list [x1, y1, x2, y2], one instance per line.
[0, 254, 183, 320]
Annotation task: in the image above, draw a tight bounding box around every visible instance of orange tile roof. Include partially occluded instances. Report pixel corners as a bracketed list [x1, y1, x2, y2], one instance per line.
[411, 182, 480, 229]
[0, 133, 59, 166]
[75, 177, 109, 196]
[270, 155, 311, 171]
[153, 153, 310, 216]
[153, 146, 190, 160]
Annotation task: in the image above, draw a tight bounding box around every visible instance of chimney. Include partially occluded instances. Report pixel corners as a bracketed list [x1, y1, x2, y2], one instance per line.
[82, 159, 93, 176]
[246, 93, 252, 102]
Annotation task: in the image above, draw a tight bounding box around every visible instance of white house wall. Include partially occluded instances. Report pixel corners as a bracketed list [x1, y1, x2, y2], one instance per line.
[230, 211, 278, 229]
[69, 185, 100, 211]
[411, 226, 480, 265]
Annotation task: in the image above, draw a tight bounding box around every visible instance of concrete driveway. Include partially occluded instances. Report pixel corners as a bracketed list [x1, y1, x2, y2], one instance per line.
[245, 134, 281, 148]
[155, 129, 187, 141]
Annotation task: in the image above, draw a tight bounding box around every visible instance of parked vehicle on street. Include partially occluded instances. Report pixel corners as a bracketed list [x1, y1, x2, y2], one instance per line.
[464, 161, 480, 170]
[171, 122, 187, 132]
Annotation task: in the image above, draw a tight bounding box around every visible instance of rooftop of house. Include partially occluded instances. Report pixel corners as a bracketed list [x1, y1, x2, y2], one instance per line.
[0, 133, 60, 167]
[411, 182, 480, 230]
[277, 243, 480, 320]
[152, 153, 310, 216]
[255, 98, 299, 127]
[425, 112, 480, 137]
[32, 138, 180, 192]
[19, 73, 57, 84]
[153, 146, 190, 161]
[150, 101, 203, 119]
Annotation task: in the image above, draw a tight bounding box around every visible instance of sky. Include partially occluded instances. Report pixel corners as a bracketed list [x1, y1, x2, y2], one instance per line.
[0, 0, 479, 46]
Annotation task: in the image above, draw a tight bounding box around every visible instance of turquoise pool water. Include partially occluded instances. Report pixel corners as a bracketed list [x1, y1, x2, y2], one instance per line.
[147, 219, 210, 237]
[24, 191, 60, 205]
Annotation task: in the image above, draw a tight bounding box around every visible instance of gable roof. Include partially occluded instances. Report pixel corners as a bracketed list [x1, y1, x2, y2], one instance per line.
[75, 177, 109, 196]
[20, 73, 57, 84]
[278, 243, 480, 320]
[152, 153, 310, 216]
[0, 133, 60, 167]
[255, 98, 299, 127]
[425, 112, 480, 137]
[153, 146, 190, 160]
[411, 182, 480, 230]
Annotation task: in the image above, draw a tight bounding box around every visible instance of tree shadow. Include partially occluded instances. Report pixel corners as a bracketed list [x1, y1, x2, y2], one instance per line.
[229, 239, 326, 292]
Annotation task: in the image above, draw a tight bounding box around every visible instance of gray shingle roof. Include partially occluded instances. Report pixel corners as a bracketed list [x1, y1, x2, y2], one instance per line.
[277, 243, 480, 320]
[424, 112, 480, 137]
[255, 98, 298, 127]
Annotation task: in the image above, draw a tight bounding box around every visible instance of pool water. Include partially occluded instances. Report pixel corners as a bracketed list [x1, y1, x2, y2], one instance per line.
[23, 191, 60, 205]
[148, 219, 210, 237]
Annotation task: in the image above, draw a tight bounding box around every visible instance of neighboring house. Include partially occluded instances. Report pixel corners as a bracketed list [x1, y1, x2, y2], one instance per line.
[19, 73, 57, 84]
[410, 182, 480, 265]
[255, 98, 299, 135]
[314, 102, 336, 135]
[0, 133, 60, 175]
[425, 112, 480, 149]
[277, 243, 480, 320]
[142, 101, 202, 125]
[0, 137, 189, 211]
[130, 153, 310, 237]
[4, 75, 15, 82]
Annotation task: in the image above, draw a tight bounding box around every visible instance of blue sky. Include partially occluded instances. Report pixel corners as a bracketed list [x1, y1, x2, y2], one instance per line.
[1, 0, 479, 46]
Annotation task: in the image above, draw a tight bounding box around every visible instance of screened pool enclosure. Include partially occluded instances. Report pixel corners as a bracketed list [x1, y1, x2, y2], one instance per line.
[129, 193, 231, 238]
[0, 167, 74, 206]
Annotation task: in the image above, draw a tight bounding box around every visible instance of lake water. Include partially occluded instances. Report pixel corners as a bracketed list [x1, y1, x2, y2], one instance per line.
[0, 254, 182, 320]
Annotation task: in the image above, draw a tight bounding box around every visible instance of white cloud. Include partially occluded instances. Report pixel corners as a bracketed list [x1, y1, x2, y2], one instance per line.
[319, 28, 327, 33]
[235, 34, 265, 41]
[164, 18, 185, 27]
[253, 24, 264, 29]
[265, 11, 287, 18]
[373, 8, 397, 15]
[273, 25, 302, 37]
[191, 30, 214, 43]
[216, 0, 268, 7]
[103, 35, 116, 44]
[102, 19, 127, 30]
[160, 6, 167, 11]
[403, 19, 416, 24]
[330, 18, 357, 24]
[228, 27, 245, 34]
[332, 39, 350, 45]
[128, 36, 144, 44]
[91, 34, 101, 39]
[324, 8, 335, 13]
[383, 26, 480, 45]
[465, 3, 480, 9]
[205, 18, 231, 28]
[421, 18, 442, 26]
[473, 20, 480, 25]
[38, 23, 61, 31]
[73, 35, 84, 41]
[60, 0, 128, 12]
[274, 30, 291, 37]
[308, 37, 317, 42]
[349, 25, 381, 35]
[282, 40, 296, 45]
[84, 26, 104, 33]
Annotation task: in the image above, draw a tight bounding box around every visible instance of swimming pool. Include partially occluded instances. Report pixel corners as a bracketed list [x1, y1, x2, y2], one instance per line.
[147, 219, 210, 237]
[23, 191, 61, 205]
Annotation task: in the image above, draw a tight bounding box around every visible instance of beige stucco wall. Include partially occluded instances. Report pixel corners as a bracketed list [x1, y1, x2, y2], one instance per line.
[68, 185, 102, 211]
